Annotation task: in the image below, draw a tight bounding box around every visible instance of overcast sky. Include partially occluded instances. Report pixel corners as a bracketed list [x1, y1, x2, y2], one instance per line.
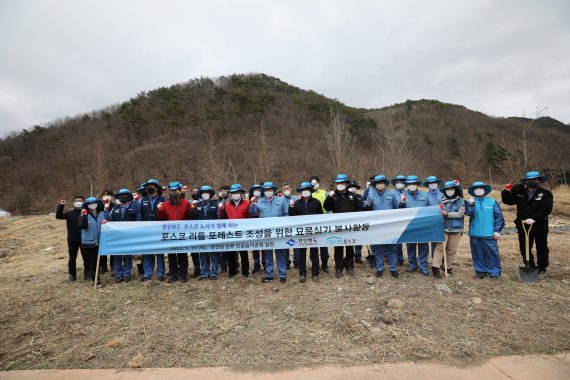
[1, 0, 569, 137]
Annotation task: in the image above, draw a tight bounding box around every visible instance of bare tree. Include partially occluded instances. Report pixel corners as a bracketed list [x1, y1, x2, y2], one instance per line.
[323, 109, 354, 173]
[256, 118, 275, 180]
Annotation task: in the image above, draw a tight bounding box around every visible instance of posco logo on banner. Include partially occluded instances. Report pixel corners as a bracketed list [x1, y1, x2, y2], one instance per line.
[326, 236, 343, 245]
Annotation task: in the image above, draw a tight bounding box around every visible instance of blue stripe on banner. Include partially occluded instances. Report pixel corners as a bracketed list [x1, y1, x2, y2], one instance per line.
[98, 206, 444, 255]
[396, 206, 445, 244]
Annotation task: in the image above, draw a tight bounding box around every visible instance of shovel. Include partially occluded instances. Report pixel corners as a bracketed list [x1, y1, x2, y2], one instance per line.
[519, 223, 538, 283]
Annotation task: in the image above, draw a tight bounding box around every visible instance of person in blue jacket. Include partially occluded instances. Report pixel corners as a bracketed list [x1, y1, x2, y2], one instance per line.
[391, 175, 407, 266]
[78, 197, 105, 285]
[281, 183, 299, 269]
[424, 176, 443, 258]
[250, 181, 289, 283]
[137, 179, 166, 282]
[105, 188, 137, 283]
[193, 185, 221, 280]
[432, 180, 465, 279]
[401, 175, 436, 276]
[466, 182, 505, 279]
[348, 180, 366, 265]
[249, 183, 264, 273]
[364, 175, 402, 278]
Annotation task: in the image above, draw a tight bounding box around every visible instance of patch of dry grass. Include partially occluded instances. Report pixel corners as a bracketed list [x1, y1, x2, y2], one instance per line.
[0, 215, 569, 371]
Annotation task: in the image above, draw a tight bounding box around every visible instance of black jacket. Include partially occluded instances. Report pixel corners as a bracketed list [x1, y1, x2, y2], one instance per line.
[55, 204, 82, 242]
[501, 184, 553, 233]
[289, 197, 323, 216]
[323, 190, 362, 213]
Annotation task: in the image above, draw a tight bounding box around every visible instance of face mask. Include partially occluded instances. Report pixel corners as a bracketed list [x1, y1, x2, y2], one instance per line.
[231, 193, 241, 201]
[88, 203, 97, 210]
[140, 190, 148, 197]
[336, 184, 346, 192]
[474, 188, 485, 197]
[115, 199, 121, 205]
[264, 190, 274, 198]
[312, 182, 320, 190]
[348, 187, 357, 193]
[147, 187, 156, 195]
[253, 190, 261, 197]
[302, 190, 311, 198]
[527, 181, 539, 188]
[395, 182, 405, 190]
[221, 192, 229, 199]
[201, 193, 210, 201]
[73, 201, 83, 208]
[445, 190, 455, 198]
[375, 183, 386, 191]
[170, 192, 180, 201]
[283, 190, 291, 197]
[408, 184, 418, 192]
[429, 183, 439, 190]
[119, 197, 130, 204]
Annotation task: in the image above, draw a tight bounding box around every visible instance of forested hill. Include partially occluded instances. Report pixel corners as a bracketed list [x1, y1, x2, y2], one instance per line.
[0, 73, 567, 214]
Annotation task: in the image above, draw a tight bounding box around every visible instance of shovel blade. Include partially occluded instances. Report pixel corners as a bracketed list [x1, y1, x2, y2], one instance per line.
[519, 266, 539, 283]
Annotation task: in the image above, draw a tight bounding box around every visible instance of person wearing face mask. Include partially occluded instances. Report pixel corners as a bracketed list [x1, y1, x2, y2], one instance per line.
[248, 183, 264, 273]
[136, 179, 167, 282]
[220, 184, 251, 278]
[157, 182, 193, 283]
[466, 182, 505, 279]
[281, 183, 299, 269]
[250, 181, 290, 283]
[324, 174, 362, 278]
[78, 197, 105, 286]
[217, 185, 231, 273]
[363, 175, 402, 278]
[137, 183, 148, 199]
[391, 175, 407, 266]
[501, 171, 553, 278]
[289, 182, 323, 282]
[104, 189, 138, 283]
[432, 181, 465, 279]
[191, 185, 221, 281]
[424, 176, 443, 259]
[309, 175, 330, 273]
[400, 175, 436, 276]
[56, 195, 87, 282]
[360, 177, 377, 268]
[348, 180, 367, 265]
[99, 189, 115, 273]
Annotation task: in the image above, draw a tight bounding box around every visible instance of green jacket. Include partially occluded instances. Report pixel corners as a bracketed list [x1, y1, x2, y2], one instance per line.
[311, 189, 327, 214]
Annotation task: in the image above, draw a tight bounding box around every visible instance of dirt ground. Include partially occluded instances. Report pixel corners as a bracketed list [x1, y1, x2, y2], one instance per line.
[0, 194, 569, 371]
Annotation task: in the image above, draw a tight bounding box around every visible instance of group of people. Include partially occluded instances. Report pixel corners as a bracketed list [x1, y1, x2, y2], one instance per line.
[56, 171, 553, 285]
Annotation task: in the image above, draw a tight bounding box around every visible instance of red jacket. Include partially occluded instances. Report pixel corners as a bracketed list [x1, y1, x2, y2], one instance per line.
[220, 199, 250, 219]
[157, 198, 192, 221]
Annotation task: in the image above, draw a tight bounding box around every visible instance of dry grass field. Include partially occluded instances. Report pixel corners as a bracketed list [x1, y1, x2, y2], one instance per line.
[0, 188, 569, 370]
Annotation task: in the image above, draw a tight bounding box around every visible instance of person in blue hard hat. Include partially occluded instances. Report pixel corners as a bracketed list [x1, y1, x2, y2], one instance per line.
[424, 176, 443, 259]
[289, 182, 323, 282]
[501, 171, 553, 278]
[466, 182, 505, 279]
[432, 180, 465, 279]
[391, 175, 407, 266]
[105, 188, 137, 283]
[248, 183, 264, 273]
[400, 175, 436, 276]
[323, 174, 362, 278]
[250, 181, 290, 283]
[136, 179, 166, 282]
